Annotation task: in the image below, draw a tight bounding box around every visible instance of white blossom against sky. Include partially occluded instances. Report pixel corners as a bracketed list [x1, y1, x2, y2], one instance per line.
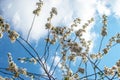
[0, 0, 120, 42]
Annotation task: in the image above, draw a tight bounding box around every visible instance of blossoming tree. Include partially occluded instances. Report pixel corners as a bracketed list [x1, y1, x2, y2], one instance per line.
[0, 0, 120, 80]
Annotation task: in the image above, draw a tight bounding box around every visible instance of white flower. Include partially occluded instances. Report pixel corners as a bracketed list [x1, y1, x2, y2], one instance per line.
[8, 30, 19, 42]
[45, 23, 52, 29]
[19, 68, 27, 75]
[5, 23, 10, 31]
[30, 58, 37, 64]
[0, 76, 5, 80]
[103, 48, 109, 54]
[33, 1, 43, 16]
[78, 67, 84, 74]
[68, 53, 76, 61]
[51, 7, 57, 15]
[90, 54, 96, 59]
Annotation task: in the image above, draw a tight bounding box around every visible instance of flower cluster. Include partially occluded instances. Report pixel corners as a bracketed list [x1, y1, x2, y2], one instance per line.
[116, 33, 120, 43]
[75, 18, 94, 56]
[33, 1, 43, 16]
[55, 18, 94, 79]
[68, 42, 82, 54]
[18, 68, 27, 76]
[0, 76, 13, 80]
[104, 60, 120, 78]
[7, 52, 35, 79]
[71, 18, 81, 28]
[64, 69, 79, 80]
[68, 53, 76, 61]
[0, 16, 10, 38]
[54, 18, 93, 63]
[90, 53, 102, 59]
[47, 7, 57, 22]
[44, 9, 58, 43]
[45, 23, 53, 29]
[64, 74, 79, 80]
[7, 52, 19, 77]
[104, 66, 115, 76]
[45, 7, 57, 29]
[101, 15, 107, 36]
[75, 18, 94, 37]
[0, 16, 4, 38]
[0, 16, 19, 42]
[44, 7, 58, 44]
[51, 7, 57, 15]
[46, 17, 94, 79]
[18, 57, 37, 64]
[48, 27, 66, 44]
[103, 33, 120, 55]
[8, 30, 19, 43]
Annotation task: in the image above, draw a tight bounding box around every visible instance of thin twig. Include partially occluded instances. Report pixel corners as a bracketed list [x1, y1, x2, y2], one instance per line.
[98, 37, 104, 52]
[49, 44, 60, 73]
[51, 58, 62, 76]
[17, 39, 53, 80]
[41, 30, 51, 59]
[80, 70, 104, 79]
[85, 62, 88, 80]
[95, 37, 104, 64]
[27, 15, 36, 41]
[86, 55, 111, 80]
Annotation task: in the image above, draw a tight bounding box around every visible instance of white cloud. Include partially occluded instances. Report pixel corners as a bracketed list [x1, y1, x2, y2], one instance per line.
[12, 12, 21, 27]
[96, 0, 111, 16]
[0, 0, 98, 43]
[96, 0, 120, 19]
[8, 3, 12, 9]
[1, 0, 120, 42]
[109, 0, 120, 18]
[52, 55, 61, 68]
[71, 0, 96, 20]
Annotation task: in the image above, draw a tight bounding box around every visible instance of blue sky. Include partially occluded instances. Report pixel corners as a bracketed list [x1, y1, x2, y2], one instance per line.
[0, 0, 120, 80]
